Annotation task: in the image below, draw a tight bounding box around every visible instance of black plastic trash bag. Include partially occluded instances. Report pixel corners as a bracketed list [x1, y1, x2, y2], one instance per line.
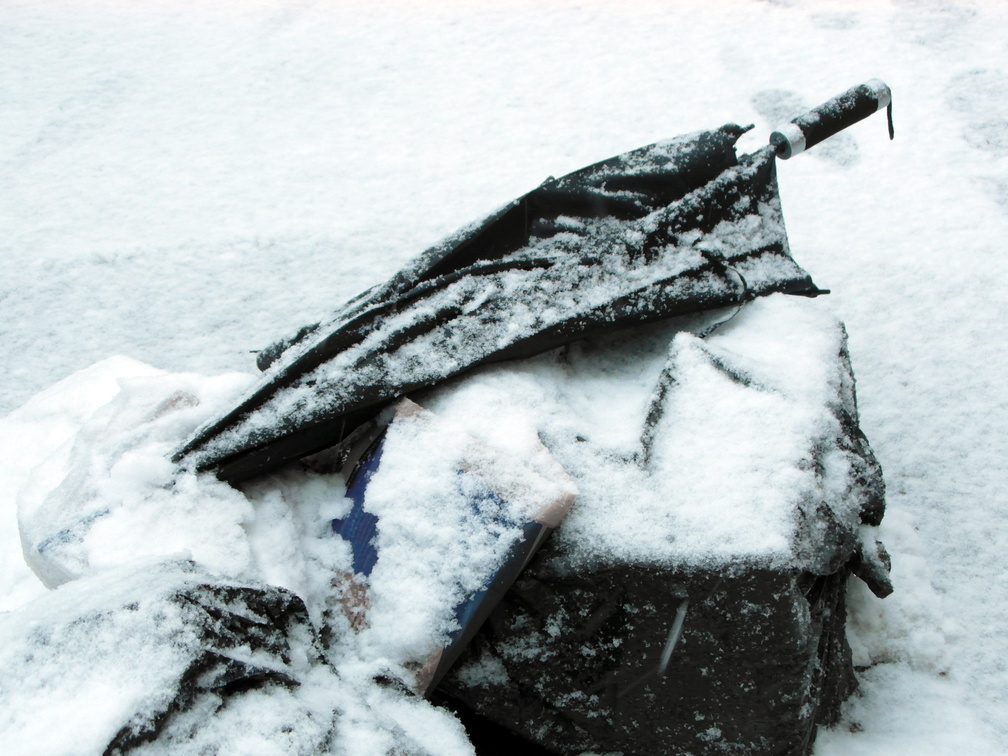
[433, 297, 892, 756]
[176, 125, 820, 482]
[0, 560, 335, 755]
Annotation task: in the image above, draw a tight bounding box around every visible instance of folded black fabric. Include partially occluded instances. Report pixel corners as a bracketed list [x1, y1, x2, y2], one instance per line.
[176, 125, 818, 482]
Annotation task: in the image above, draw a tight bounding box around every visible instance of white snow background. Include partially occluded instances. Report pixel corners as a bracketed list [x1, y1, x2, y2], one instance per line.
[2, 0, 1007, 753]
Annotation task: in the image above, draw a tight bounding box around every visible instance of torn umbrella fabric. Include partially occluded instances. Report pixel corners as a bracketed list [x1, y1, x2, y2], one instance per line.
[176, 124, 819, 482]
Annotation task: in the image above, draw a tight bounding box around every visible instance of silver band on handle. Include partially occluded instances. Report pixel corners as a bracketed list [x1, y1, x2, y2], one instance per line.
[769, 122, 807, 160]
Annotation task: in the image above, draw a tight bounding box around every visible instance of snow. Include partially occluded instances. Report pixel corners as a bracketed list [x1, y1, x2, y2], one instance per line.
[0, 559, 339, 756]
[348, 401, 576, 690]
[2, 0, 1008, 753]
[424, 295, 867, 571]
[17, 362, 256, 589]
[1, 368, 477, 756]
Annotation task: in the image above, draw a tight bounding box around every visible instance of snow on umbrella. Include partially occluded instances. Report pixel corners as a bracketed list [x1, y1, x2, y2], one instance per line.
[175, 81, 892, 483]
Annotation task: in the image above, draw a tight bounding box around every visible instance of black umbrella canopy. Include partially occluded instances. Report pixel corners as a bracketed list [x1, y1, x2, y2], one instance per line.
[176, 123, 820, 482]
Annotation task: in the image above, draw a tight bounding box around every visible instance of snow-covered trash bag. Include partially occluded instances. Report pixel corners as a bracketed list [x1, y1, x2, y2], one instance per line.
[329, 399, 576, 695]
[16, 363, 258, 590]
[0, 559, 338, 756]
[428, 295, 891, 756]
[175, 124, 823, 484]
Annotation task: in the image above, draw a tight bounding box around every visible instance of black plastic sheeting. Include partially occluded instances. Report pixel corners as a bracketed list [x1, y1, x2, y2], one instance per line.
[439, 560, 859, 756]
[0, 560, 333, 756]
[107, 580, 324, 755]
[434, 334, 891, 756]
[175, 124, 821, 483]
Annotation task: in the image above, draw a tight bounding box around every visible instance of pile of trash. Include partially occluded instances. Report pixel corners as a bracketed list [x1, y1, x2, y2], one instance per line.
[4, 82, 893, 755]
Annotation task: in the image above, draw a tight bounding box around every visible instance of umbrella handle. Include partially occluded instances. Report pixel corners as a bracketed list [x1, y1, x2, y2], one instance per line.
[770, 79, 893, 159]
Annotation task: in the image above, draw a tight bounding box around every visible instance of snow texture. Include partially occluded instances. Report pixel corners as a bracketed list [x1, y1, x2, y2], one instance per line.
[424, 295, 875, 573]
[2, 0, 1007, 753]
[2, 294, 874, 754]
[18, 363, 256, 589]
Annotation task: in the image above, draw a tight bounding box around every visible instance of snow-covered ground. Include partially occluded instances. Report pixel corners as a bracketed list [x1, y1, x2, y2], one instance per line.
[2, 0, 1006, 753]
